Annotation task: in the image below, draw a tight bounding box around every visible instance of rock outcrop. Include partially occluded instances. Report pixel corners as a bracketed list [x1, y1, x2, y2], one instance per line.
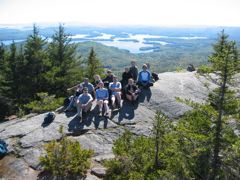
[0, 72, 239, 180]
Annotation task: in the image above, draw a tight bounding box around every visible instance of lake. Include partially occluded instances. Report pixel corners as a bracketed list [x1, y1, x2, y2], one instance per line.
[1, 33, 207, 54]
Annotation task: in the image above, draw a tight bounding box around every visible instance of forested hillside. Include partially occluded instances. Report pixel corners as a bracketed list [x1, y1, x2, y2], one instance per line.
[75, 40, 212, 74]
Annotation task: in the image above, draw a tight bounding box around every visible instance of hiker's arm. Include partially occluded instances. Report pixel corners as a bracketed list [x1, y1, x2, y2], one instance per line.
[67, 84, 80, 91]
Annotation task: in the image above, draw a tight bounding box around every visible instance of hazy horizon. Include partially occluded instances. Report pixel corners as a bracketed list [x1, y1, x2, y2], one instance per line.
[0, 0, 239, 27]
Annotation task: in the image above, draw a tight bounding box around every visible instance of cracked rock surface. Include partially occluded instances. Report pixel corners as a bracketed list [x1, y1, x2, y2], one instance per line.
[0, 72, 239, 180]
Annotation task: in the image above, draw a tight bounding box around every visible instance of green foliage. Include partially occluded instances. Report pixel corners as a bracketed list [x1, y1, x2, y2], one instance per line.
[22, 24, 49, 101]
[197, 65, 213, 74]
[47, 24, 83, 96]
[105, 101, 240, 179]
[105, 114, 180, 179]
[207, 30, 240, 178]
[104, 130, 156, 180]
[0, 24, 87, 116]
[86, 47, 104, 83]
[0, 42, 14, 120]
[40, 126, 93, 177]
[24, 92, 64, 113]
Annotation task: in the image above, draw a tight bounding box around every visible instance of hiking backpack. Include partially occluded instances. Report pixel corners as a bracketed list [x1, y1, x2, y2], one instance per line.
[0, 139, 8, 157]
[152, 72, 159, 81]
[43, 112, 56, 124]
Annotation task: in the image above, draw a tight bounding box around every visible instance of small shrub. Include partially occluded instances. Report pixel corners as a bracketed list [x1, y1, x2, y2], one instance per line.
[40, 126, 93, 177]
[175, 67, 185, 72]
[197, 65, 213, 74]
[24, 92, 64, 113]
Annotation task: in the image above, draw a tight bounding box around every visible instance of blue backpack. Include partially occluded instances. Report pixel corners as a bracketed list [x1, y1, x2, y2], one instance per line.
[0, 139, 8, 157]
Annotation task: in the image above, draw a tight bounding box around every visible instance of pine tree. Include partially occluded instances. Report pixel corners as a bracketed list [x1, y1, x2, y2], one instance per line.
[0, 42, 6, 86]
[86, 47, 104, 83]
[23, 24, 48, 102]
[6, 42, 18, 100]
[47, 24, 82, 96]
[208, 30, 240, 179]
[0, 42, 12, 120]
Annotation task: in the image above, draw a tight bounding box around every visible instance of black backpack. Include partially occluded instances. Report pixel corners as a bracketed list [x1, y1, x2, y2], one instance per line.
[187, 64, 195, 72]
[43, 112, 56, 124]
[64, 97, 70, 107]
[152, 72, 159, 82]
[0, 139, 8, 157]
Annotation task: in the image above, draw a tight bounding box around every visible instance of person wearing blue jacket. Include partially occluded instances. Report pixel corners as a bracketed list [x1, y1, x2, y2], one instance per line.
[137, 64, 153, 88]
[96, 81, 109, 116]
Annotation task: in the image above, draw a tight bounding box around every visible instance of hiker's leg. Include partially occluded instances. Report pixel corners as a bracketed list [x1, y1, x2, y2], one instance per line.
[97, 100, 103, 112]
[65, 96, 74, 110]
[76, 103, 82, 117]
[111, 95, 116, 108]
[84, 102, 92, 112]
[133, 94, 138, 101]
[103, 100, 109, 115]
[115, 93, 121, 107]
[126, 94, 132, 101]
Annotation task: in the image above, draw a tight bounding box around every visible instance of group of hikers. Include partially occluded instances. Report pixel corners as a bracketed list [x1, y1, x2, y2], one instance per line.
[64, 61, 158, 120]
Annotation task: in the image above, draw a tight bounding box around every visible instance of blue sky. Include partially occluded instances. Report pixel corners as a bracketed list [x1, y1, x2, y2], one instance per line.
[0, 0, 239, 27]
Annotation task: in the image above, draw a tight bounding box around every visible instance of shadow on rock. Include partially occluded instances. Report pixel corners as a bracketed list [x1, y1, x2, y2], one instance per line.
[65, 111, 77, 118]
[93, 116, 108, 129]
[68, 116, 90, 134]
[138, 88, 152, 103]
[88, 105, 109, 129]
[118, 101, 135, 123]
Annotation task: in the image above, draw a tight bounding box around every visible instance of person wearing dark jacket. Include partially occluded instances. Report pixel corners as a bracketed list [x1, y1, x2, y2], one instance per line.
[124, 78, 140, 102]
[121, 67, 133, 88]
[102, 70, 114, 89]
[129, 60, 138, 82]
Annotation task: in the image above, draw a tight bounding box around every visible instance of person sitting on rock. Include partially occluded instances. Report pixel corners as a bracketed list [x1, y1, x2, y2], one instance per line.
[76, 87, 93, 119]
[81, 78, 95, 98]
[129, 60, 138, 82]
[124, 78, 140, 103]
[96, 81, 109, 117]
[65, 84, 83, 112]
[109, 75, 122, 109]
[102, 70, 114, 89]
[121, 67, 133, 88]
[137, 64, 153, 89]
[93, 74, 102, 90]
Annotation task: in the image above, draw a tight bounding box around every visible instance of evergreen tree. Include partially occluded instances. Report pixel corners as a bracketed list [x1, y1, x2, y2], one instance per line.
[22, 24, 48, 102]
[0, 42, 6, 87]
[47, 24, 82, 96]
[208, 30, 240, 179]
[6, 42, 18, 100]
[0, 42, 12, 120]
[86, 47, 104, 83]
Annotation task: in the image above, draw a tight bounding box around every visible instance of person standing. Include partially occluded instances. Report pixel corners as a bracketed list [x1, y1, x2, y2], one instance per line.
[129, 60, 138, 82]
[121, 67, 133, 88]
